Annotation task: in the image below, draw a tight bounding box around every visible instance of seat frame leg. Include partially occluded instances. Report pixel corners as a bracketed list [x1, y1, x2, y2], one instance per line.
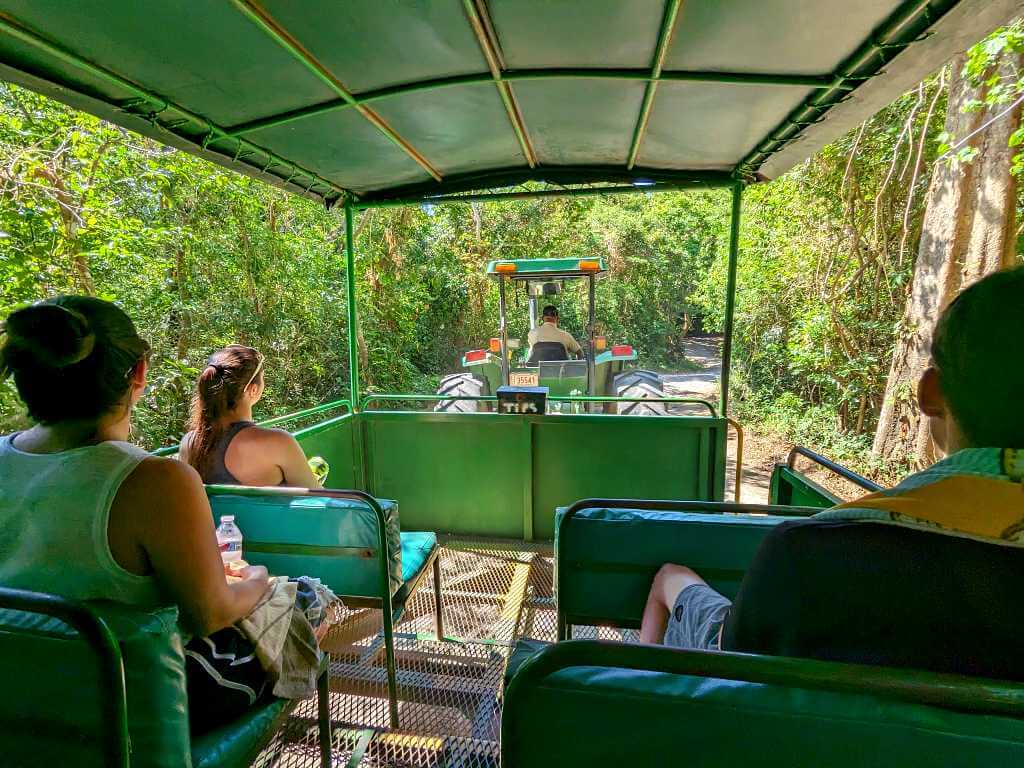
[317, 664, 332, 766]
[432, 554, 445, 641]
[383, 609, 399, 728]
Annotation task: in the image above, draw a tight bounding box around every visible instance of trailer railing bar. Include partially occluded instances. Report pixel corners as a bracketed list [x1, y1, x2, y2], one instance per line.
[786, 445, 882, 492]
[360, 392, 718, 416]
[150, 398, 351, 455]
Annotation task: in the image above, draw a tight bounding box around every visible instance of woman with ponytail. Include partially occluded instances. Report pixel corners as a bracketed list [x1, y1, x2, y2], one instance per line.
[180, 345, 320, 488]
[0, 296, 270, 636]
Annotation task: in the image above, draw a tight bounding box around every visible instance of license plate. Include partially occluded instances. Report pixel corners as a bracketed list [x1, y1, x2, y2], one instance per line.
[509, 371, 539, 387]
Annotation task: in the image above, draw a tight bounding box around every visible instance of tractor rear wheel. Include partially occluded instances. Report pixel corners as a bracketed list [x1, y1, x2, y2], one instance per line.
[435, 372, 487, 412]
[614, 369, 668, 416]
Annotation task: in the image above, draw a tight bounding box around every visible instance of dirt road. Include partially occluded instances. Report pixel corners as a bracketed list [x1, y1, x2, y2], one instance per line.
[661, 336, 773, 503]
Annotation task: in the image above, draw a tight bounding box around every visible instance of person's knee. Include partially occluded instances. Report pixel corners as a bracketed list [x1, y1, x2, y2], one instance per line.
[652, 563, 704, 606]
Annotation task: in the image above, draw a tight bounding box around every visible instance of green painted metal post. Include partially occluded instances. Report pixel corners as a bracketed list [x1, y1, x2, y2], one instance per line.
[719, 182, 742, 416]
[345, 202, 360, 410]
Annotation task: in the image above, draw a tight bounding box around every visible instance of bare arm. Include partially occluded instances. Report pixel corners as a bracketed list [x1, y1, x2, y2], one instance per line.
[112, 458, 269, 636]
[267, 428, 321, 488]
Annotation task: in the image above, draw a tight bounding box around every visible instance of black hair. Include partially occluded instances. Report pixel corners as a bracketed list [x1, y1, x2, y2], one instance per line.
[0, 296, 150, 425]
[931, 267, 1024, 448]
[542, 305, 559, 319]
[187, 345, 263, 477]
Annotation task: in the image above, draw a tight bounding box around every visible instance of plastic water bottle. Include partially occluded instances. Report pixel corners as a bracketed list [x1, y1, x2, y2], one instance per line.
[216, 515, 243, 565]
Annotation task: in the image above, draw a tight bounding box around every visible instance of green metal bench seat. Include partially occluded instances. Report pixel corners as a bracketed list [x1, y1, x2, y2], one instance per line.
[553, 500, 817, 638]
[498, 500, 1024, 765]
[503, 640, 1024, 767]
[206, 486, 444, 727]
[0, 591, 330, 768]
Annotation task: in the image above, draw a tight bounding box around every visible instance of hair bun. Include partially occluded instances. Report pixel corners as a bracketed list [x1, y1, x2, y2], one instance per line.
[4, 303, 96, 368]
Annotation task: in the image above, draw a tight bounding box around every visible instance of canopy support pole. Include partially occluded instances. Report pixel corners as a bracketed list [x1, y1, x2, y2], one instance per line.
[587, 274, 597, 402]
[344, 202, 360, 411]
[719, 182, 742, 417]
[498, 277, 510, 386]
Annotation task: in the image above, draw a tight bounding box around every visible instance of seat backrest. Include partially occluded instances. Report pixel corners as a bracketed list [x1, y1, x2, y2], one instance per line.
[502, 640, 1024, 767]
[208, 492, 402, 598]
[528, 341, 568, 364]
[0, 600, 190, 768]
[555, 506, 786, 630]
[726, 519, 1024, 681]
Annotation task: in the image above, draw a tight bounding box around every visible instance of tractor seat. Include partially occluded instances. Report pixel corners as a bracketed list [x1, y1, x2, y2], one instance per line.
[528, 341, 569, 364]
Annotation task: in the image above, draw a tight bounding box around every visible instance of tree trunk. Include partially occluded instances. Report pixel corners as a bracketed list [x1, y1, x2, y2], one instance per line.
[873, 52, 1022, 465]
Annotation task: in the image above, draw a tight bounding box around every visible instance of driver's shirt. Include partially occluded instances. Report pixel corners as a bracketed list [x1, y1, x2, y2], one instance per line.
[527, 321, 582, 355]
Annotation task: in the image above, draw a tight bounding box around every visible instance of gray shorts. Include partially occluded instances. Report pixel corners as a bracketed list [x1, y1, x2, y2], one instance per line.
[663, 584, 732, 650]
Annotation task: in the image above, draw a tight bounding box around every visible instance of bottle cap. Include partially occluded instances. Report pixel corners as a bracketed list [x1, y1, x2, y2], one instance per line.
[220, 515, 235, 523]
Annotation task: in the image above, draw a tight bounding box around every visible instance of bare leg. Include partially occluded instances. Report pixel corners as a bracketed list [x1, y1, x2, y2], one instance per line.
[639, 564, 707, 645]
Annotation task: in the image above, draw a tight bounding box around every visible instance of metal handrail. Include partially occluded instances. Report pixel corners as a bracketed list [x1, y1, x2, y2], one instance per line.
[0, 587, 130, 767]
[360, 392, 718, 416]
[203, 483, 400, 726]
[504, 640, 1024, 725]
[151, 398, 351, 456]
[786, 445, 882, 493]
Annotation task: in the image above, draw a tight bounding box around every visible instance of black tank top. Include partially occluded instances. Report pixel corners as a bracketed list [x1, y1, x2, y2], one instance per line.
[202, 421, 255, 485]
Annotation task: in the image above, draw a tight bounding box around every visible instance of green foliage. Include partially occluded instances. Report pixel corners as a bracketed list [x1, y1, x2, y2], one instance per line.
[958, 20, 1024, 174]
[694, 74, 947, 449]
[0, 84, 723, 448]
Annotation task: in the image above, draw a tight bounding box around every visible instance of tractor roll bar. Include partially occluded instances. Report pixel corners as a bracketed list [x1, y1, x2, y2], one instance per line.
[786, 445, 882, 493]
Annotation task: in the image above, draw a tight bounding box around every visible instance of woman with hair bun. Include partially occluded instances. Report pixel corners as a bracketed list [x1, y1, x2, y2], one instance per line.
[179, 345, 320, 488]
[0, 296, 270, 634]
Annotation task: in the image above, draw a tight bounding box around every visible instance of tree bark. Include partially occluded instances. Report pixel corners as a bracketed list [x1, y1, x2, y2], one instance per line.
[873, 52, 1022, 465]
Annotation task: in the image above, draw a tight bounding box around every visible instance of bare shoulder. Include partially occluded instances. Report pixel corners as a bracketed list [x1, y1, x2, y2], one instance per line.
[120, 456, 203, 496]
[245, 426, 298, 446]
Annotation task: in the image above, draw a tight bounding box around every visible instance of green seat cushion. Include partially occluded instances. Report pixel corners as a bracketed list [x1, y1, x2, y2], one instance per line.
[393, 531, 438, 607]
[504, 657, 1024, 766]
[190, 697, 289, 768]
[0, 603, 190, 768]
[399, 531, 437, 583]
[208, 494, 401, 598]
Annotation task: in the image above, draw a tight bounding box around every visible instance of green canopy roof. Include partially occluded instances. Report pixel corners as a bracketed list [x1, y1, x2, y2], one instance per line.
[0, 0, 1013, 206]
[486, 257, 607, 278]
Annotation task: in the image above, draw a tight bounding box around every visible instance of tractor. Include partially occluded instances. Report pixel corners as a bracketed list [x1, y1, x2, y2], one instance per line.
[435, 257, 666, 414]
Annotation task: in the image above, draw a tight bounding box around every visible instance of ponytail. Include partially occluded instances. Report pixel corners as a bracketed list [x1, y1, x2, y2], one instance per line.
[187, 345, 263, 475]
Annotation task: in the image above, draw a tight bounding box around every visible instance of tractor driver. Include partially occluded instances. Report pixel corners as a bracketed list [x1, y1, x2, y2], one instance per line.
[528, 305, 583, 360]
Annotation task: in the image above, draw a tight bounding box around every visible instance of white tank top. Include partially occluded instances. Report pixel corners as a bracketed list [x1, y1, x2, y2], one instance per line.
[0, 433, 162, 606]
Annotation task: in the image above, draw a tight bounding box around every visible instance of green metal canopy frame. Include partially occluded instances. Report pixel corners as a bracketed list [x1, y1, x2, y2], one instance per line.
[0, 0, 1013, 415]
[0, 0, 1009, 205]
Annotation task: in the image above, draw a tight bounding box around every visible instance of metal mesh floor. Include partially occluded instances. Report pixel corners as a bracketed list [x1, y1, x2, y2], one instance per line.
[251, 536, 591, 768]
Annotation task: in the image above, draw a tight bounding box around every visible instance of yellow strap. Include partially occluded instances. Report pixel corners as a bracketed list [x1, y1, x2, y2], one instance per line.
[834, 475, 1024, 541]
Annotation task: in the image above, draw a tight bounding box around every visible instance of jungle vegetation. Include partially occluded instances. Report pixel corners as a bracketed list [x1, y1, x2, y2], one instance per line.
[1, 22, 1021, 479]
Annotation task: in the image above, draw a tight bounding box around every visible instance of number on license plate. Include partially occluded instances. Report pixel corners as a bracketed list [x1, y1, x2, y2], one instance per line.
[509, 372, 538, 386]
